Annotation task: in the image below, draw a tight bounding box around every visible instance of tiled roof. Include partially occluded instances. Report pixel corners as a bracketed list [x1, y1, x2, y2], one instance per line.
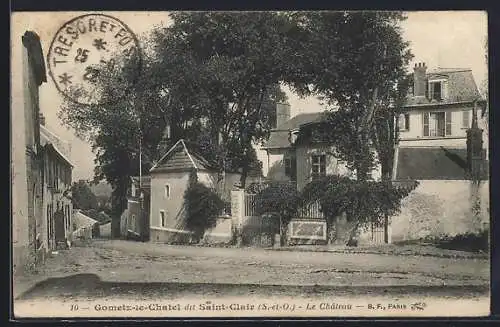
[405, 68, 482, 106]
[150, 139, 218, 173]
[262, 112, 328, 149]
[395, 147, 488, 180]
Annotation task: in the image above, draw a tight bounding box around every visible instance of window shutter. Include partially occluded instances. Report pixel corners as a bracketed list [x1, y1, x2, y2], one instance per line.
[445, 111, 452, 135]
[405, 114, 410, 131]
[442, 80, 449, 100]
[462, 110, 470, 128]
[429, 83, 434, 100]
[423, 112, 429, 136]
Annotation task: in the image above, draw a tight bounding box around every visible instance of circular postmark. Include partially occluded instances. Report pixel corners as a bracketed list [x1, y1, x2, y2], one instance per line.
[47, 13, 142, 106]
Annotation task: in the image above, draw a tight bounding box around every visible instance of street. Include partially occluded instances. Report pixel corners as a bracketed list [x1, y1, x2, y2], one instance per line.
[13, 239, 490, 317]
[15, 239, 489, 300]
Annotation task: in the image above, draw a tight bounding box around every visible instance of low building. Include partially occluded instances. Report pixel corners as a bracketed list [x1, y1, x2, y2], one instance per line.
[149, 139, 255, 244]
[40, 118, 74, 250]
[125, 176, 151, 241]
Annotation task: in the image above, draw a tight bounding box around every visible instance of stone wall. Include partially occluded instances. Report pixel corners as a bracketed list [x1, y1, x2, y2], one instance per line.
[390, 180, 490, 242]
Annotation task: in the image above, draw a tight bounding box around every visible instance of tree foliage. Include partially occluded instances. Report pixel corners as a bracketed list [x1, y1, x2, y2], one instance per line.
[284, 12, 413, 180]
[301, 176, 418, 228]
[71, 180, 98, 210]
[183, 169, 225, 242]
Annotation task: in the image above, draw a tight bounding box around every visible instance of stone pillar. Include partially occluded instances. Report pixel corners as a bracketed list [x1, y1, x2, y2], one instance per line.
[231, 189, 245, 246]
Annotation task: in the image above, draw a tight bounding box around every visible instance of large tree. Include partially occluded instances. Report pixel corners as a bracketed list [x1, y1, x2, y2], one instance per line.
[153, 12, 290, 185]
[284, 11, 413, 181]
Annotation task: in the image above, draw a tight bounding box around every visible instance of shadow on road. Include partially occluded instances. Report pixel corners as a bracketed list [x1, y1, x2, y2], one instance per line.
[17, 273, 489, 301]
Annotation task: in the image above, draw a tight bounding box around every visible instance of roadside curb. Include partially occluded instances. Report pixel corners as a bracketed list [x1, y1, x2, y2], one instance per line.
[265, 247, 489, 260]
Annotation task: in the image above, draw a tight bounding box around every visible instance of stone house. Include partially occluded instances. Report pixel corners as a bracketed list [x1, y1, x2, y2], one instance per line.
[40, 118, 74, 250]
[148, 139, 252, 244]
[125, 175, 151, 241]
[391, 63, 489, 241]
[12, 31, 47, 273]
[261, 111, 381, 191]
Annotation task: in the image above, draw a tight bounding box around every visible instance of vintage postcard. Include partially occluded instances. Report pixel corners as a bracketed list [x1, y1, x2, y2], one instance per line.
[10, 10, 490, 319]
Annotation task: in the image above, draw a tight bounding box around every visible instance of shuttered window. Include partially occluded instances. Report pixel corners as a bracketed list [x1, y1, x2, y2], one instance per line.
[445, 111, 452, 135]
[423, 112, 429, 136]
[462, 110, 470, 128]
[423, 111, 452, 137]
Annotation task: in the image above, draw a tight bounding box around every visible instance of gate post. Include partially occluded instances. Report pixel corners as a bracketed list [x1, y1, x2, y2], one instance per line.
[231, 188, 245, 246]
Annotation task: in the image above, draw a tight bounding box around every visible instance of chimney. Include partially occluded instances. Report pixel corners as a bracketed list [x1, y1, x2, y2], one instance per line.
[276, 103, 291, 128]
[413, 62, 427, 97]
[39, 112, 46, 126]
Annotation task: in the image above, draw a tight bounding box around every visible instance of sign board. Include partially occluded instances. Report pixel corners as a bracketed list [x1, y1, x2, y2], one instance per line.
[289, 219, 327, 240]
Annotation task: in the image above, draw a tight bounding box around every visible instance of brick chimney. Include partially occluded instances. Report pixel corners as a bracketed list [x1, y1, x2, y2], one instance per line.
[39, 112, 46, 126]
[413, 62, 427, 97]
[276, 103, 291, 128]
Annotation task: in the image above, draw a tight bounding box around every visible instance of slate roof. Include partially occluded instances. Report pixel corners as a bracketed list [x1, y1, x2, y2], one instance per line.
[405, 68, 483, 107]
[262, 112, 328, 149]
[40, 124, 73, 167]
[394, 147, 488, 180]
[150, 139, 218, 173]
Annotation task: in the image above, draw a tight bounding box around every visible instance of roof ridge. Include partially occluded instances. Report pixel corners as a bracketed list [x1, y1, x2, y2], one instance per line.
[150, 138, 184, 171]
[180, 139, 199, 170]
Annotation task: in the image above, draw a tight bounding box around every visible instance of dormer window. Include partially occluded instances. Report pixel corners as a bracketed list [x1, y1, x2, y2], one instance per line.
[429, 81, 442, 101]
[428, 78, 448, 102]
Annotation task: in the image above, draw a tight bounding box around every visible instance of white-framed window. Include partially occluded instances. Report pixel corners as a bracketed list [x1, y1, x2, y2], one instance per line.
[428, 79, 448, 101]
[398, 113, 410, 131]
[131, 183, 136, 197]
[160, 210, 166, 227]
[423, 111, 452, 137]
[164, 184, 170, 199]
[130, 214, 136, 229]
[311, 154, 326, 180]
[462, 110, 471, 129]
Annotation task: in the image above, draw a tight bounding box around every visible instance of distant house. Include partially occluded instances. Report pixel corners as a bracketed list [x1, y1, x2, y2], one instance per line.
[40, 118, 74, 250]
[72, 210, 99, 241]
[262, 112, 381, 191]
[148, 139, 260, 244]
[391, 63, 489, 242]
[124, 175, 151, 241]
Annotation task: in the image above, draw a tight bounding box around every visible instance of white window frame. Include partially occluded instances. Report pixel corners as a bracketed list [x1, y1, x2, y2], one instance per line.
[428, 78, 448, 101]
[462, 110, 471, 129]
[311, 154, 327, 180]
[159, 210, 166, 227]
[398, 113, 410, 131]
[131, 183, 136, 197]
[422, 111, 452, 137]
[164, 184, 170, 199]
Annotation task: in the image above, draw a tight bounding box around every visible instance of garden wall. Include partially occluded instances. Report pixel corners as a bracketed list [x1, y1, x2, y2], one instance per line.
[390, 180, 490, 242]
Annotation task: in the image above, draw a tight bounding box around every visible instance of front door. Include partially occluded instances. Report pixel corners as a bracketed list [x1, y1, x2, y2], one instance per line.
[54, 209, 65, 242]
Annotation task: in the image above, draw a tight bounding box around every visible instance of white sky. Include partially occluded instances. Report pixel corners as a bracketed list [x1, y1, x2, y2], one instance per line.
[11, 11, 488, 181]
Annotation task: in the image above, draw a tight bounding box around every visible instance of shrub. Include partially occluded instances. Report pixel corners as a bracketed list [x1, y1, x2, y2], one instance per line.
[435, 229, 489, 253]
[255, 181, 300, 245]
[301, 175, 418, 244]
[184, 169, 225, 242]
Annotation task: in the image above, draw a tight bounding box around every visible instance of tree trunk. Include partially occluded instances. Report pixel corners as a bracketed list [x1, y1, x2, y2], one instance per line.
[111, 183, 127, 239]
